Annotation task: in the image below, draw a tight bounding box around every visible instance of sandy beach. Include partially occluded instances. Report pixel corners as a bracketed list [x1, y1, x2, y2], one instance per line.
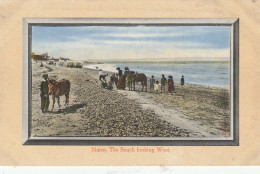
[31, 62, 230, 138]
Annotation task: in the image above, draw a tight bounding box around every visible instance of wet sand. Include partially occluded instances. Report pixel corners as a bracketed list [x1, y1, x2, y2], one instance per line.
[31, 62, 230, 138]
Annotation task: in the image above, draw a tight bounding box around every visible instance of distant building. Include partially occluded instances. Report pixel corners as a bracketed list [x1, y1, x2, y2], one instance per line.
[32, 55, 48, 61]
[48, 57, 59, 62]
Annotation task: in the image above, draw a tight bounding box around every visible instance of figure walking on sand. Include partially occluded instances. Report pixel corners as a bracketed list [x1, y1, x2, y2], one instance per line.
[168, 75, 175, 93]
[40, 74, 49, 113]
[161, 74, 167, 92]
[150, 75, 155, 92]
[127, 72, 134, 90]
[181, 75, 185, 86]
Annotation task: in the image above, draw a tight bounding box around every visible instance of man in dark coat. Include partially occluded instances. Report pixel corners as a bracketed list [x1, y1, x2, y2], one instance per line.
[40, 74, 49, 112]
[116, 67, 123, 78]
[181, 75, 185, 86]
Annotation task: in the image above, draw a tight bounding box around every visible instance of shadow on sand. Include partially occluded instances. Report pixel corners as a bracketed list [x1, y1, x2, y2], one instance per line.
[46, 103, 86, 114]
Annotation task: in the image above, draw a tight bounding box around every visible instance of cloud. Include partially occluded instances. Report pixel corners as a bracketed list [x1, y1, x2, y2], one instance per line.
[33, 39, 230, 60]
[32, 25, 230, 60]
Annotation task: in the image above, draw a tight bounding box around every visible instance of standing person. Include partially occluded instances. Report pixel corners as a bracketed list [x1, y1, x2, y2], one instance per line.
[168, 75, 175, 93]
[161, 74, 167, 92]
[181, 75, 185, 86]
[116, 67, 123, 78]
[150, 75, 155, 92]
[40, 74, 49, 113]
[117, 74, 126, 90]
[127, 72, 134, 90]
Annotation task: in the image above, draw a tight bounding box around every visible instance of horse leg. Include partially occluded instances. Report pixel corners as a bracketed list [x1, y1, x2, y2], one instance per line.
[52, 95, 55, 110]
[65, 94, 67, 105]
[57, 96, 61, 108]
[65, 93, 69, 105]
[145, 80, 147, 92]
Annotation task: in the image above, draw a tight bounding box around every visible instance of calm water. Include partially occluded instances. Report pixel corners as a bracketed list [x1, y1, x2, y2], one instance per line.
[105, 61, 230, 89]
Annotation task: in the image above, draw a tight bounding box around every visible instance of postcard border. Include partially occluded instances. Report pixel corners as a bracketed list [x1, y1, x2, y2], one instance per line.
[22, 18, 239, 146]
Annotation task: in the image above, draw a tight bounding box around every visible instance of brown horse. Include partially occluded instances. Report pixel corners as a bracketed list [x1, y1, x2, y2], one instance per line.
[48, 79, 70, 110]
[133, 73, 147, 92]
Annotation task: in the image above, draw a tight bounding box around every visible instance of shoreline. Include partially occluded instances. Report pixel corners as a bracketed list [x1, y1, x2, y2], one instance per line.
[83, 66, 230, 91]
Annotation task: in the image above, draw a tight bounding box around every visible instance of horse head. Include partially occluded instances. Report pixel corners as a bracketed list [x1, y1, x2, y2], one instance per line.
[48, 79, 57, 95]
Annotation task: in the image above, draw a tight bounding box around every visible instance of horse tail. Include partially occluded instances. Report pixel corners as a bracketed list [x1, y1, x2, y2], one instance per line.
[67, 80, 71, 93]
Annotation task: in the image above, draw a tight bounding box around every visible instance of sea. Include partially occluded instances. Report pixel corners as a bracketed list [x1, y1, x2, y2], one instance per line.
[85, 60, 230, 89]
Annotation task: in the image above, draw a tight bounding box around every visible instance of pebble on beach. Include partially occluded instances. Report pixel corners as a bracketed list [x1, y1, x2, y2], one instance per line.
[31, 63, 191, 137]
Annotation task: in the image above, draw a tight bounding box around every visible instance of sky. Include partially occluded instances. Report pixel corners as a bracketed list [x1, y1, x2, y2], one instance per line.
[32, 25, 231, 61]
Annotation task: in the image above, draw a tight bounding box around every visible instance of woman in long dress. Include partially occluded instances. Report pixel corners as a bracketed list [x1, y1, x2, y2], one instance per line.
[168, 75, 175, 93]
[117, 74, 126, 89]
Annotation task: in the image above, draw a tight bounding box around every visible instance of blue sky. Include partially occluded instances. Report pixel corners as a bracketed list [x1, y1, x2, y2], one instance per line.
[32, 25, 230, 60]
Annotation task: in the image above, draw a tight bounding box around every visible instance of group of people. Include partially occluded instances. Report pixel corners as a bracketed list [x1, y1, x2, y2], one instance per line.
[99, 66, 185, 93]
[150, 74, 185, 94]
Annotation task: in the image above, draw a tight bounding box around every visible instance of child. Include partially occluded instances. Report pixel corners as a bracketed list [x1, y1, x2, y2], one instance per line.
[154, 80, 160, 93]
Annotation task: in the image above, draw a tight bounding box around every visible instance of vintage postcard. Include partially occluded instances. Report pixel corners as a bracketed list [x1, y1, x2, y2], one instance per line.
[23, 18, 238, 145]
